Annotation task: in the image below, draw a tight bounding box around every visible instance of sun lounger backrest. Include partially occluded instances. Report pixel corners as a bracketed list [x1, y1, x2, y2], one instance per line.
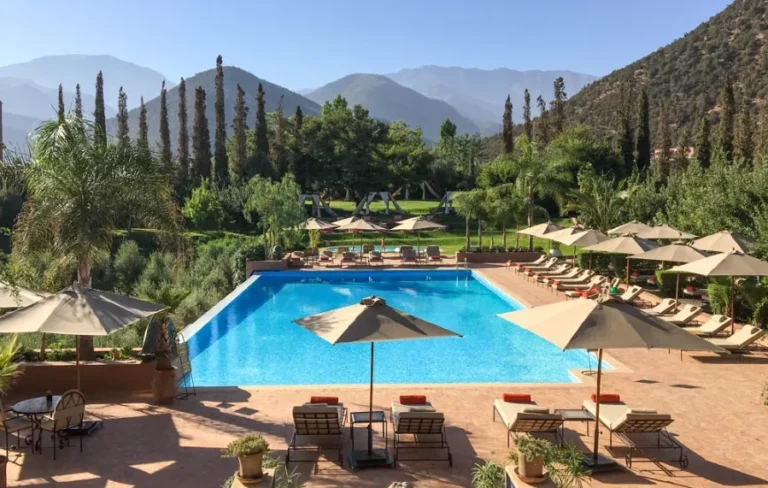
[613, 413, 673, 433]
[426, 246, 440, 256]
[293, 406, 342, 435]
[342, 252, 356, 260]
[395, 412, 445, 434]
[510, 413, 563, 433]
[729, 326, 765, 347]
[621, 285, 643, 301]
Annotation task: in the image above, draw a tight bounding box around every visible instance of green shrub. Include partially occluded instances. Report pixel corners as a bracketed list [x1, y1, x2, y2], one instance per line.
[182, 179, 225, 230]
[471, 460, 505, 488]
[708, 280, 730, 315]
[113, 240, 146, 294]
[231, 239, 266, 284]
[221, 434, 270, 458]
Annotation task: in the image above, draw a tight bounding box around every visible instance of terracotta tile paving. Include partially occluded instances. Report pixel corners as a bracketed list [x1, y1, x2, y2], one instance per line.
[5, 263, 768, 487]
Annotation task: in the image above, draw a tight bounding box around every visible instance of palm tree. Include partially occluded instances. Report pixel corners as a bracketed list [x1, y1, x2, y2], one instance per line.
[13, 116, 180, 359]
[509, 137, 571, 250]
[487, 188, 527, 250]
[453, 189, 486, 251]
[565, 169, 626, 233]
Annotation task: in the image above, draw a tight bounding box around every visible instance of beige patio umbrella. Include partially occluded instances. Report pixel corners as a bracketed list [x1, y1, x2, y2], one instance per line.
[557, 230, 610, 269]
[607, 220, 653, 236]
[337, 218, 388, 256]
[391, 217, 446, 255]
[498, 298, 725, 470]
[629, 243, 709, 311]
[671, 250, 768, 331]
[0, 282, 168, 389]
[332, 216, 359, 227]
[583, 235, 660, 285]
[294, 296, 460, 468]
[0, 281, 48, 309]
[517, 221, 564, 251]
[302, 217, 337, 231]
[691, 230, 753, 254]
[636, 224, 697, 241]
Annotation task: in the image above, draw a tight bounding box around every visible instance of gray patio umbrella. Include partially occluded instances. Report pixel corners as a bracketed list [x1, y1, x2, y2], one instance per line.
[0, 281, 48, 309]
[583, 234, 659, 285]
[498, 298, 725, 470]
[390, 217, 446, 255]
[337, 219, 388, 255]
[636, 224, 697, 241]
[302, 217, 337, 231]
[0, 282, 168, 389]
[293, 296, 460, 467]
[691, 230, 753, 254]
[607, 220, 653, 236]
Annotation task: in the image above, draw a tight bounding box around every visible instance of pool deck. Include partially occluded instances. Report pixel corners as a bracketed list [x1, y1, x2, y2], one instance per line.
[6, 263, 768, 487]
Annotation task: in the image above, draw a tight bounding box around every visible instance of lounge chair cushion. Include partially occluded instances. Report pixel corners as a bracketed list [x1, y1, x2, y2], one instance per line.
[310, 396, 339, 405]
[628, 408, 657, 414]
[522, 406, 550, 414]
[391, 401, 435, 415]
[298, 403, 345, 422]
[708, 325, 764, 349]
[583, 400, 671, 430]
[503, 393, 531, 403]
[400, 395, 427, 405]
[590, 393, 621, 403]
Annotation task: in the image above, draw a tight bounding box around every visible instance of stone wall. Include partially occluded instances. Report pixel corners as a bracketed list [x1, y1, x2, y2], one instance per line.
[11, 360, 155, 396]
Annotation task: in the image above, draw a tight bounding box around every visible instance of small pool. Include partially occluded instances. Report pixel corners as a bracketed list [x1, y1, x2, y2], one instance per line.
[186, 270, 605, 386]
[325, 245, 402, 253]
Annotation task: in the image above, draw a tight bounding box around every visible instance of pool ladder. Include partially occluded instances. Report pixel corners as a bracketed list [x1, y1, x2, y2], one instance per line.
[455, 257, 468, 270]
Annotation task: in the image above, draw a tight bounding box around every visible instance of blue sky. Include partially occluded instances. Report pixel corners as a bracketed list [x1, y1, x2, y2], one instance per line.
[2, 0, 731, 90]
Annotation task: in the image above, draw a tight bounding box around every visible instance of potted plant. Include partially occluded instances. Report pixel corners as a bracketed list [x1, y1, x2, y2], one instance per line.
[508, 437, 591, 487]
[550, 241, 562, 258]
[0, 336, 21, 488]
[471, 460, 506, 488]
[221, 434, 270, 483]
[151, 316, 177, 404]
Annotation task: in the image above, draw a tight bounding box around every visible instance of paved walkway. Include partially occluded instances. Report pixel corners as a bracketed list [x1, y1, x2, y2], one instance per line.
[6, 264, 768, 487]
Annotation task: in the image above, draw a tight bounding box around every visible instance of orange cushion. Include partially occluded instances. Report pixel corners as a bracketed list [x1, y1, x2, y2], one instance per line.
[590, 393, 620, 403]
[503, 393, 531, 403]
[399, 395, 427, 405]
[310, 396, 339, 405]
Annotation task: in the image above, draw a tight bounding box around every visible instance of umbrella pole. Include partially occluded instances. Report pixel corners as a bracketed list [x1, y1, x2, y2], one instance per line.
[589, 253, 593, 271]
[731, 277, 736, 333]
[675, 274, 680, 312]
[368, 342, 374, 456]
[592, 348, 603, 465]
[626, 257, 630, 286]
[76, 335, 81, 391]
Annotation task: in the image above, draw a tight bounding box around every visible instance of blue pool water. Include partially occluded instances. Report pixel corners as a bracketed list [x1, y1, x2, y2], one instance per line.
[187, 270, 600, 386]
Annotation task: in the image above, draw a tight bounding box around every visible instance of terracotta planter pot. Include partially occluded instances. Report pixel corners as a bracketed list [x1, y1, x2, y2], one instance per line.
[151, 367, 177, 405]
[238, 453, 264, 479]
[0, 455, 6, 488]
[518, 454, 544, 480]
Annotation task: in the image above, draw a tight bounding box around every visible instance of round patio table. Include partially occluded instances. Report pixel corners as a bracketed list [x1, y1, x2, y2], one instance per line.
[12, 395, 61, 452]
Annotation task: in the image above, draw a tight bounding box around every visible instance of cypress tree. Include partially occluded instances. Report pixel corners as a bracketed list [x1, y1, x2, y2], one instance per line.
[192, 87, 212, 186]
[502, 95, 514, 154]
[755, 104, 768, 168]
[94, 71, 106, 145]
[253, 82, 270, 176]
[655, 103, 672, 174]
[74, 83, 83, 119]
[292, 105, 304, 180]
[57, 84, 65, 123]
[674, 126, 690, 172]
[535, 96, 550, 146]
[116, 86, 129, 146]
[294, 105, 304, 133]
[159, 81, 172, 169]
[272, 95, 288, 176]
[616, 82, 634, 175]
[716, 78, 736, 161]
[137, 97, 149, 151]
[635, 87, 651, 172]
[214, 55, 229, 187]
[734, 100, 754, 163]
[695, 115, 712, 169]
[230, 84, 248, 183]
[177, 78, 190, 199]
[550, 77, 567, 136]
[522, 89, 533, 141]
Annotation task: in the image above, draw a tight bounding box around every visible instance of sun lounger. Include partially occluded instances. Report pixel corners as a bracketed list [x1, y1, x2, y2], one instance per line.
[392, 410, 452, 467]
[549, 270, 594, 287]
[401, 248, 418, 264]
[706, 325, 765, 353]
[340, 252, 357, 268]
[492, 396, 563, 447]
[614, 285, 644, 305]
[565, 286, 602, 300]
[583, 397, 687, 468]
[399, 245, 413, 257]
[685, 314, 732, 336]
[521, 257, 558, 273]
[662, 304, 702, 325]
[527, 263, 571, 281]
[540, 269, 589, 288]
[553, 276, 606, 293]
[319, 250, 335, 265]
[512, 255, 547, 272]
[368, 250, 384, 265]
[644, 298, 677, 316]
[287, 402, 347, 467]
[426, 246, 442, 264]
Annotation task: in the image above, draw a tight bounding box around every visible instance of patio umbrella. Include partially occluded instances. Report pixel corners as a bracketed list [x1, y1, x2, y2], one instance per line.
[556, 230, 610, 270]
[583, 235, 660, 285]
[0, 281, 48, 309]
[390, 217, 446, 256]
[630, 243, 709, 311]
[517, 221, 564, 251]
[636, 224, 697, 241]
[607, 220, 653, 236]
[293, 296, 460, 467]
[670, 250, 768, 331]
[0, 282, 168, 389]
[543, 227, 583, 261]
[302, 217, 337, 231]
[337, 219, 388, 255]
[332, 216, 359, 227]
[691, 230, 753, 254]
[498, 298, 725, 470]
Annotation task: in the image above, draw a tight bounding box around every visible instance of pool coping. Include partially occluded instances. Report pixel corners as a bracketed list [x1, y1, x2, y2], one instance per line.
[181, 267, 629, 386]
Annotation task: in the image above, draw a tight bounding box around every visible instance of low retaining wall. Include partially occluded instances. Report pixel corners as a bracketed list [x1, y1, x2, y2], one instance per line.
[246, 260, 287, 276]
[455, 251, 541, 264]
[12, 360, 155, 396]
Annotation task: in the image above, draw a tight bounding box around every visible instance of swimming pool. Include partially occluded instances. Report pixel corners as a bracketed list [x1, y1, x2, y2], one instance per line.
[185, 270, 602, 386]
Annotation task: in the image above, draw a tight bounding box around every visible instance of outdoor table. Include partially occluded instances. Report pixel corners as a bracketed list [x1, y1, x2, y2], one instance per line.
[554, 408, 594, 438]
[350, 411, 387, 450]
[12, 395, 61, 452]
